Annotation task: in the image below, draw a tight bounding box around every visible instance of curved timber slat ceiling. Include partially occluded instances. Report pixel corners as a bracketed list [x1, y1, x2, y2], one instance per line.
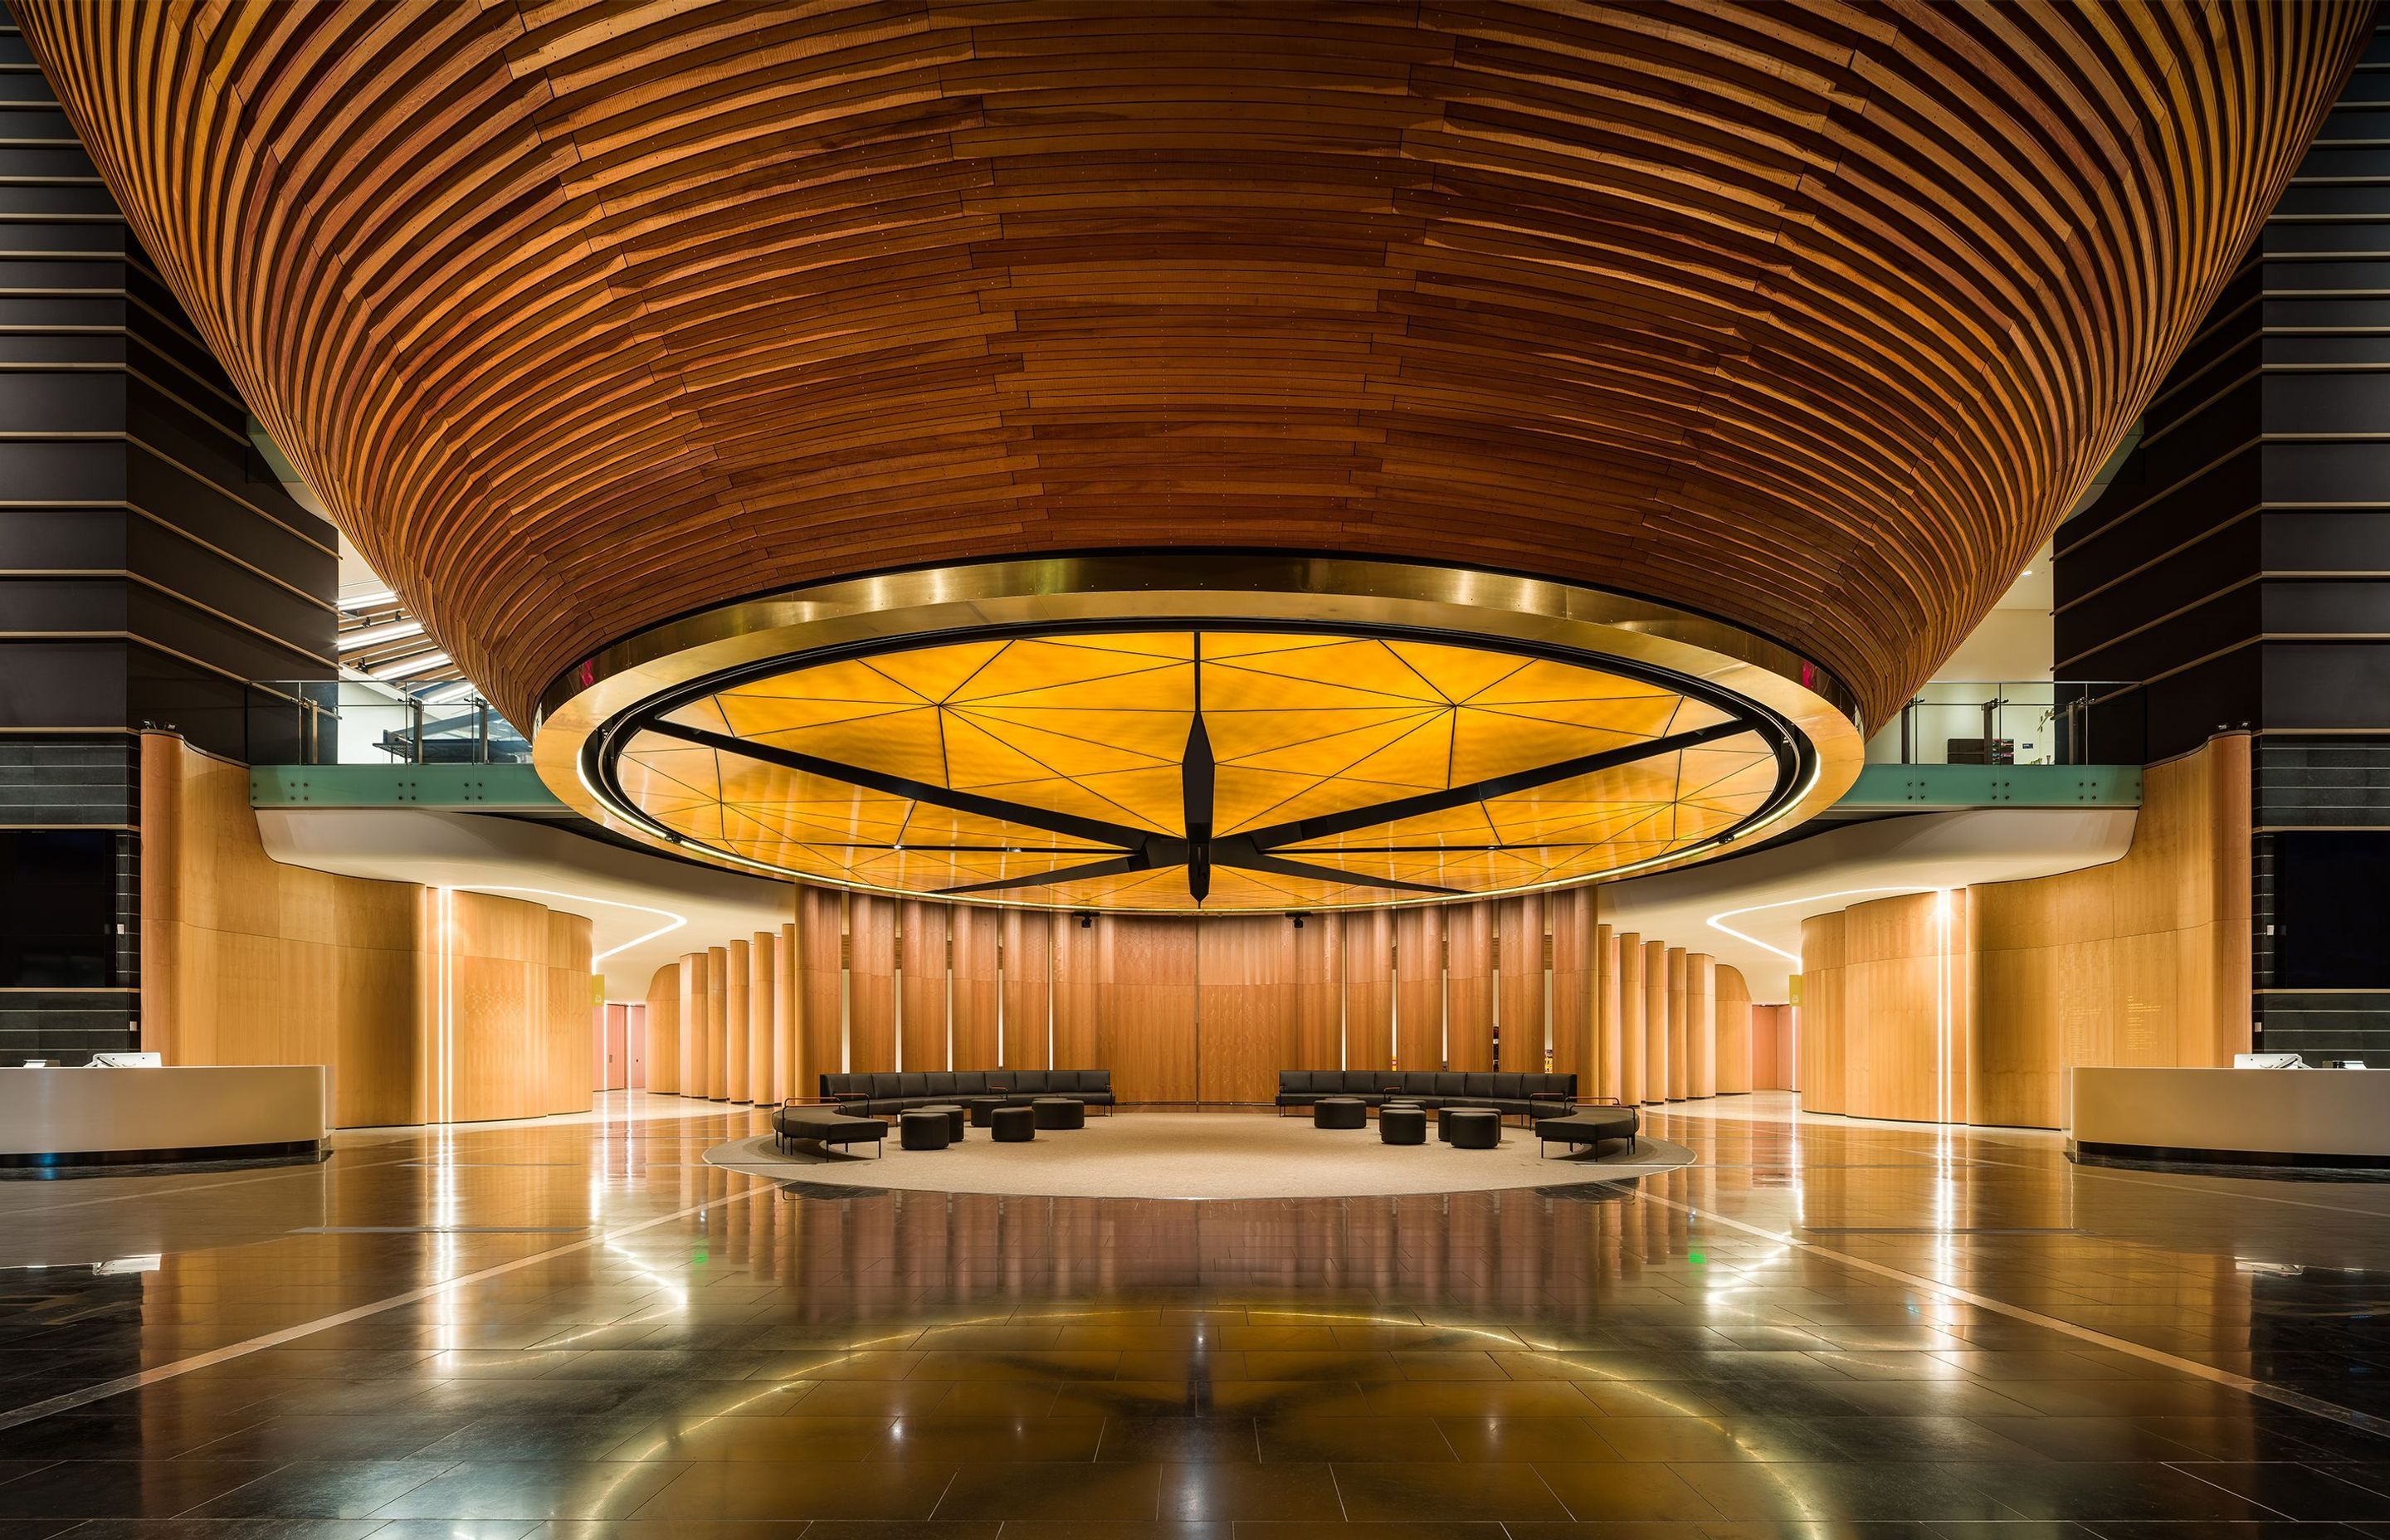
[16, 0, 2368, 731]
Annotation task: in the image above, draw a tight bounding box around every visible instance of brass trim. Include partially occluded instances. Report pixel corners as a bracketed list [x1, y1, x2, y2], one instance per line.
[532, 554, 1866, 909]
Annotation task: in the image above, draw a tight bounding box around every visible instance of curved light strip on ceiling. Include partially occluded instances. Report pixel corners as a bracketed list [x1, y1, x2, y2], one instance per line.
[1705, 885, 1939, 962]
[451, 884, 688, 964]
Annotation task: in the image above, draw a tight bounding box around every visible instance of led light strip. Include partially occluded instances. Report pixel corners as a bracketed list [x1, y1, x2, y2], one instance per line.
[1704, 885, 1938, 962]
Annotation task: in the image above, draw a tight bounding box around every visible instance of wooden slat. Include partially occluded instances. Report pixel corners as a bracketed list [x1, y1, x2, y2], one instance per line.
[847, 895, 896, 1075]
[1339, 908, 1393, 1073]
[645, 963, 680, 1097]
[1714, 964, 1752, 1096]
[1393, 905, 1445, 1073]
[17, 3, 2360, 736]
[1615, 932, 1644, 1108]
[1496, 894, 1544, 1072]
[1642, 941, 1670, 1106]
[1197, 916, 1290, 1106]
[723, 938, 750, 1104]
[793, 886, 843, 1095]
[748, 931, 775, 1104]
[898, 899, 949, 1072]
[1100, 916, 1197, 1103]
[1000, 907, 1052, 1070]
[950, 904, 1001, 1072]
[1443, 901, 1494, 1072]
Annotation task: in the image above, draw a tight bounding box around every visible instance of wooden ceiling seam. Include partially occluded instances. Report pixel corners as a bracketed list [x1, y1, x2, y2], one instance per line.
[14, 0, 2368, 729]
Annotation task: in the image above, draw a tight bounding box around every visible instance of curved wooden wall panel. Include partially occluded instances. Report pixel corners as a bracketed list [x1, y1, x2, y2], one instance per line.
[644, 964, 680, 1097]
[1615, 934, 1644, 1108]
[1714, 965, 1752, 1096]
[17, 3, 2364, 731]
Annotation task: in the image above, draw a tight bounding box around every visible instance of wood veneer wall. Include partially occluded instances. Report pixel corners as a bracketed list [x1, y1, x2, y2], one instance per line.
[1792, 734, 2251, 1128]
[139, 733, 597, 1128]
[719, 884, 1628, 1105]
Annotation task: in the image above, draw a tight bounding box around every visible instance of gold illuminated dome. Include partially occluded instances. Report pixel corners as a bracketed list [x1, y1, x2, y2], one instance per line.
[540, 557, 1865, 912]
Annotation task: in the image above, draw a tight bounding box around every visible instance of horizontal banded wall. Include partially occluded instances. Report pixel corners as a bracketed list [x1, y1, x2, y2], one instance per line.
[139, 732, 595, 1127]
[650, 884, 1771, 1110]
[1797, 733, 2251, 1128]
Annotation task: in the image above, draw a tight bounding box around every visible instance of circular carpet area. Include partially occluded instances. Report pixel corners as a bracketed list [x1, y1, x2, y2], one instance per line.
[704, 1112, 1693, 1200]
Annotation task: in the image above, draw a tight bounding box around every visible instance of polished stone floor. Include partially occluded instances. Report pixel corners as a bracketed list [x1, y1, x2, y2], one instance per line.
[4, 1091, 2390, 1539]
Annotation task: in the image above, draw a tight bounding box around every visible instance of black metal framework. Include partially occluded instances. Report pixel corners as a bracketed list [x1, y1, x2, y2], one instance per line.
[585, 618, 1814, 909]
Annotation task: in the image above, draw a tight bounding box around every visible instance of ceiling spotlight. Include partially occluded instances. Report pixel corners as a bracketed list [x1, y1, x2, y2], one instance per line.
[1076, 911, 1095, 929]
[1288, 911, 1310, 928]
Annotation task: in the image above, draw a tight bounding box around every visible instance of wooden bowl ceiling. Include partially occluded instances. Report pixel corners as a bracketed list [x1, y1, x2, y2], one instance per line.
[16, 2, 2364, 732]
[607, 627, 1795, 911]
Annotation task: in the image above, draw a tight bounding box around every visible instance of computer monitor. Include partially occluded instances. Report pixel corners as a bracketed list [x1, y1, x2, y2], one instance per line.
[86, 1051, 162, 1068]
[2233, 1052, 2306, 1070]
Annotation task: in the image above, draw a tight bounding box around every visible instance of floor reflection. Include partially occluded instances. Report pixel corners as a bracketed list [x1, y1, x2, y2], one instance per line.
[0, 1092, 2386, 1533]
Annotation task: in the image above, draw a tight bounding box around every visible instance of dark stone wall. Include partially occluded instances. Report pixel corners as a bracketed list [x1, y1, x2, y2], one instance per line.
[2057, 23, 2390, 1063]
[0, 16, 334, 1057]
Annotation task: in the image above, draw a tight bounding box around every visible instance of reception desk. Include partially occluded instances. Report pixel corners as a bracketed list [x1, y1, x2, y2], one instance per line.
[0, 1065, 325, 1167]
[2071, 1065, 2390, 1167]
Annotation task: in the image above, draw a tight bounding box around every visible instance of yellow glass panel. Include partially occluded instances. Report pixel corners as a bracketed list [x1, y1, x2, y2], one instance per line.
[861, 639, 1010, 702]
[1382, 638, 1534, 702]
[1205, 706, 1442, 763]
[1446, 714, 1644, 786]
[949, 638, 1193, 703]
[720, 658, 924, 705]
[954, 704, 1195, 761]
[609, 628, 1794, 909]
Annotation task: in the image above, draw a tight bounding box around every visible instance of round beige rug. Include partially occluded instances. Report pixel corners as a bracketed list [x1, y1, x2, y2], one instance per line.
[703, 1111, 1692, 1199]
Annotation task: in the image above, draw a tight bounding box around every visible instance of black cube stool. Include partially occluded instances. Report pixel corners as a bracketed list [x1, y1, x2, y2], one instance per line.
[917, 1103, 966, 1141]
[968, 1096, 1006, 1128]
[990, 1104, 1036, 1143]
[1379, 1104, 1427, 1145]
[1446, 1108, 1501, 1149]
[899, 1109, 953, 1151]
[1314, 1096, 1366, 1130]
[1032, 1095, 1085, 1130]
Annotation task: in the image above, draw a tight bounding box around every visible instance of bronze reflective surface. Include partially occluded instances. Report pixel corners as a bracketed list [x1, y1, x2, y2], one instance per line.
[4, 1094, 2389, 1536]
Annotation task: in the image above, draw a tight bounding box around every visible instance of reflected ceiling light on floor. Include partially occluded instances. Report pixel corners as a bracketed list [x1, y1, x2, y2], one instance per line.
[1705, 885, 1940, 962]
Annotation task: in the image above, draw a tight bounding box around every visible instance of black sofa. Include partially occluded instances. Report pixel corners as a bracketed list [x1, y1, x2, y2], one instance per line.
[817, 1068, 1115, 1117]
[1274, 1070, 1576, 1123]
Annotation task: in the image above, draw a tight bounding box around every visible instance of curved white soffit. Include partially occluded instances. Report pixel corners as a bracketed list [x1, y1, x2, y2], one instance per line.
[1597, 807, 2138, 1001]
[255, 807, 792, 996]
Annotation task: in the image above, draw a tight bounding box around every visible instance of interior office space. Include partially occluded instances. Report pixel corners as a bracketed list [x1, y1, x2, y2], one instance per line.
[6, 2, 2390, 1533]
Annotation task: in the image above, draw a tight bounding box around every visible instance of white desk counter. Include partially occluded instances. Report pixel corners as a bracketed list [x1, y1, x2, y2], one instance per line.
[2071, 1065, 2390, 1167]
[0, 1065, 324, 1167]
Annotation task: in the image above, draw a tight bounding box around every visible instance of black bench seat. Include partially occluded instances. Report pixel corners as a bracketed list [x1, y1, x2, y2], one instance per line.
[1534, 1107, 1639, 1158]
[1274, 1069, 1575, 1123]
[771, 1104, 887, 1157]
[817, 1068, 1115, 1118]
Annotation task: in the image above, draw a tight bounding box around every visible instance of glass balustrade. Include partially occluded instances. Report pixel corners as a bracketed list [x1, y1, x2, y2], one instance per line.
[1862, 680, 2137, 766]
[245, 681, 531, 765]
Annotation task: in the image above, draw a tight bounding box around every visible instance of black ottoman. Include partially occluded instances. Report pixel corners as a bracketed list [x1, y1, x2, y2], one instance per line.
[968, 1096, 1007, 1128]
[1446, 1108, 1501, 1149]
[1314, 1096, 1366, 1129]
[1032, 1096, 1084, 1130]
[990, 1104, 1036, 1143]
[1379, 1105, 1427, 1145]
[1436, 1104, 1490, 1142]
[899, 1109, 953, 1151]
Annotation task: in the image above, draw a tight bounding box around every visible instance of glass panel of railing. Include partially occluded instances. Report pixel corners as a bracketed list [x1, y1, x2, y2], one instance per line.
[1861, 681, 2134, 766]
[244, 683, 531, 764]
